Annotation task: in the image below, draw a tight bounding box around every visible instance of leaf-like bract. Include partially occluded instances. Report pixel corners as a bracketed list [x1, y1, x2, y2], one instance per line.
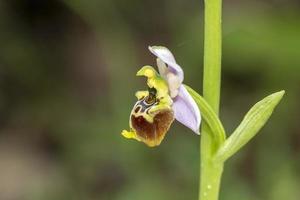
[215, 91, 285, 162]
[185, 85, 226, 147]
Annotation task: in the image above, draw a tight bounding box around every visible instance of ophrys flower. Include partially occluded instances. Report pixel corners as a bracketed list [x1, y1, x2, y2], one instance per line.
[121, 46, 201, 147]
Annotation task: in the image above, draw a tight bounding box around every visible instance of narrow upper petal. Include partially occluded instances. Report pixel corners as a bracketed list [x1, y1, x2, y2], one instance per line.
[166, 73, 181, 98]
[148, 46, 184, 83]
[172, 85, 201, 134]
[156, 58, 168, 79]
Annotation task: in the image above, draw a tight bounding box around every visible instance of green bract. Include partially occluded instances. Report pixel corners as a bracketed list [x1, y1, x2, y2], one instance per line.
[185, 85, 225, 148]
[185, 87, 285, 163]
[215, 90, 285, 162]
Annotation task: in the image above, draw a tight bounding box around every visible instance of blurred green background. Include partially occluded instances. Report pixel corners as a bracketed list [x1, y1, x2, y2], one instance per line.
[0, 0, 299, 199]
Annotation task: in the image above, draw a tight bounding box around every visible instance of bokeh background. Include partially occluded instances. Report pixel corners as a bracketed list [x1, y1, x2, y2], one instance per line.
[0, 0, 299, 199]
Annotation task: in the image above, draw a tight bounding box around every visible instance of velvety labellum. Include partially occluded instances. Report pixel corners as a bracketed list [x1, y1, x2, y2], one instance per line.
[130, 89, 174, 147]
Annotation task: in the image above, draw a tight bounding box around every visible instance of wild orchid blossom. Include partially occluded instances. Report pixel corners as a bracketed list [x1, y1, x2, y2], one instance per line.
[64, 0, 285, 199]
[121, 45, 284, 200]
[121, 46, 201, 147]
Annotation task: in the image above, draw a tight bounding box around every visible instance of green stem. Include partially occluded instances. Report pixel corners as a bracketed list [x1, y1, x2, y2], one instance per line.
[200, 127, 223, 200]
[200, 0, 223, 199]
[203, 0, 222, 113]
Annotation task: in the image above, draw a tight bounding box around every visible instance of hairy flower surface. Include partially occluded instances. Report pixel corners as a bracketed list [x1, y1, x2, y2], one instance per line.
[122, 46, 201, 147]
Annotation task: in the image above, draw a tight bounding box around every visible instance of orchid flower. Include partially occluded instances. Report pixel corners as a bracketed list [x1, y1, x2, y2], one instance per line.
[121, 46, 201, 147]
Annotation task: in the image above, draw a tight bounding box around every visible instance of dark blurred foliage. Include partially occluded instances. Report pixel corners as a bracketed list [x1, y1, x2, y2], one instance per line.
[0, 0, 299, 199]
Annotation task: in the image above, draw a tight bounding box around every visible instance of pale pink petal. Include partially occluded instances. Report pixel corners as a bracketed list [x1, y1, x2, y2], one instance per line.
[149, 46, 184, 83]
[172, 85, 201, 134]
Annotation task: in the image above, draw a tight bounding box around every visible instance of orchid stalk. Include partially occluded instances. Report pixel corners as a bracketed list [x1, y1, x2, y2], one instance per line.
[199, 0, 223, 199]
[121, 0, 284, 200]
[199, 0, 284, 199]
